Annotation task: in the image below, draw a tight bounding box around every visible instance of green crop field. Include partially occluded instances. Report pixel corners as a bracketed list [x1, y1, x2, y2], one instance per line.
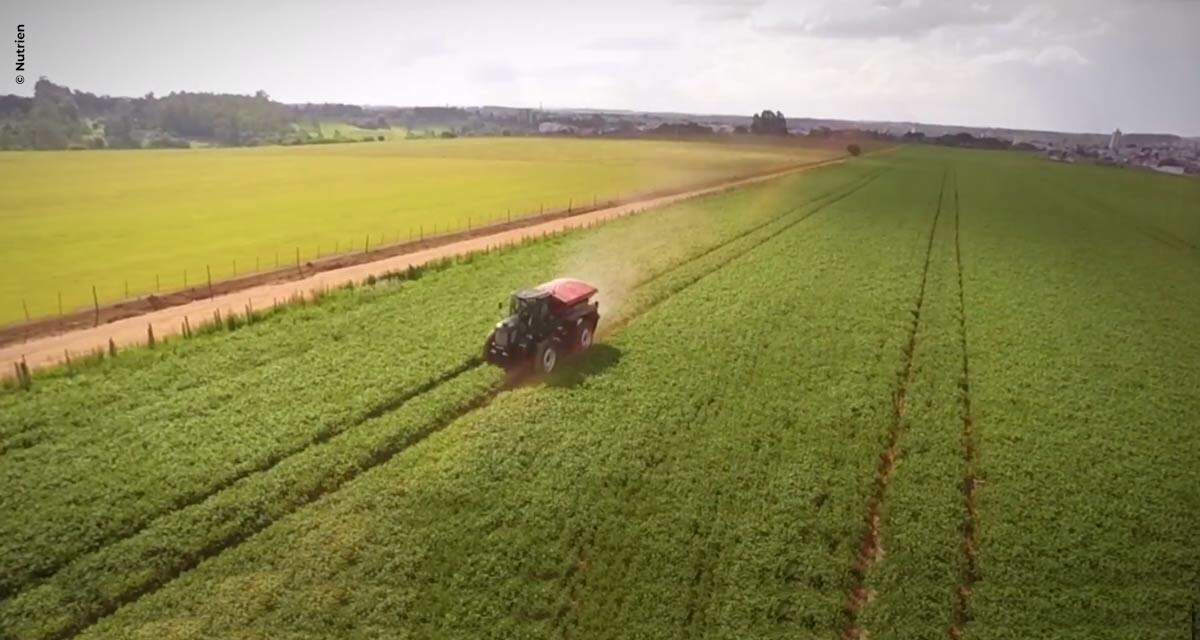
[1, 146, 1197, 639]
[0, 137, 837, 324]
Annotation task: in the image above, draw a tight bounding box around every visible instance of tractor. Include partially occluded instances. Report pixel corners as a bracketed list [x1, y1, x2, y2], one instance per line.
[484, 278, 600, 374]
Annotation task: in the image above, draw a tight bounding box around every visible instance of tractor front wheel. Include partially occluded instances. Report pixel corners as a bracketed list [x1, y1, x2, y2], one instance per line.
[576, 320, 595, 351]
[536, 341, 559, 374]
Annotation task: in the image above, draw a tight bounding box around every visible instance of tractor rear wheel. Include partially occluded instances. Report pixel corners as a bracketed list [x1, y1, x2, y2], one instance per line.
[536, 341, 559, 374]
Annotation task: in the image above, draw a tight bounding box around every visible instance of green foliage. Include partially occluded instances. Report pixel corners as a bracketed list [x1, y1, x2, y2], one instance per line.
[2, 147, 1196, 639]
[0, 137, 834, 324]
[0, 162, 878, 639]
[751, 109, 788, 135]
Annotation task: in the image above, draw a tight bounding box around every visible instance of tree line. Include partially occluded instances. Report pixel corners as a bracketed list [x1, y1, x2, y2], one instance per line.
[0, 78, 298, 150]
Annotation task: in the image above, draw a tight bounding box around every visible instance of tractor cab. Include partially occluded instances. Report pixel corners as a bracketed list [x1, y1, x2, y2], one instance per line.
[509, 289, 552, 332]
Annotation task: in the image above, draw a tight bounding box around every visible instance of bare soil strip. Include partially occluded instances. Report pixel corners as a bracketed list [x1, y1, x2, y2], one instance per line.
[0, 157, 848, 376]
[842, 168, 947, 640]
[949, 170, 980, 639]
[59, 172, 884, 639]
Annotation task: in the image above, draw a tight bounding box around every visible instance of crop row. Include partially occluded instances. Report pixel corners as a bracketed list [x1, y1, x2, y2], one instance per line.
[0, 160, 885, 637]
[952, 149, 1200, 638]
[856, 165, 969, 638]
[70, 154, 935, 639]
[829, 147, 1200, 639]
[826, 148, 1200, 639]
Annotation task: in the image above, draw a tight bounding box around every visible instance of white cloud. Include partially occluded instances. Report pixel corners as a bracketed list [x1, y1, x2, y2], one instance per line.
[3, 0, 1196, 134]
[1033, 45, 1089, 67]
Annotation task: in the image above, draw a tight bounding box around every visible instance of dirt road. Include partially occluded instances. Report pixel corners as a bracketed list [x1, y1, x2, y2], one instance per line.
[1, 157, 844, 377]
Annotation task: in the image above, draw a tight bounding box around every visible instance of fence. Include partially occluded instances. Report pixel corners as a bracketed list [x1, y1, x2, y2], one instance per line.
[8, 192, 624, 330]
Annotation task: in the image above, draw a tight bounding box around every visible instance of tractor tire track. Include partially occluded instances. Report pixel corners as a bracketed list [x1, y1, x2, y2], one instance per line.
[629, 169, 884, 293]
[44, 373, 514, 640]
[607, 170, 886, 337]
[4, 169, 883, 604]
[551, 171, 887, 640]
[549, 525, 596, 639]
[841, 167, 947, 640]
[0, 357, 485, 602]
[54, 169, 889, 640]
[949, 170, 980, 639]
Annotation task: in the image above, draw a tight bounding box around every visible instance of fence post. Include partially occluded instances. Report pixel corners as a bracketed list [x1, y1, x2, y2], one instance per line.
[364, 234, 370, 254]
[156, 274, 160, 292]
[22, 299, 29, 322]
[92, 285, 100, 326]
[420, 225, 424, 240]
[124, 280, 129, 299]
[568, 198, 572, 212]
[147, 323, 155, 348]
[295, 247, 301, 274]
[207, 265, 213, 298]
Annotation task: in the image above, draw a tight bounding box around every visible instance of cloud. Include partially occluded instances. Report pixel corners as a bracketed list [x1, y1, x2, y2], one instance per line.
[585, 35, 677, 51]
[677, 0, 766, 22]
[972, 44, 1089, 67]
[761, 0, 1021, 40]
[469, 63, 518, 84]
[1033, 44, 1088, 66]
[386, 37, 451, 67]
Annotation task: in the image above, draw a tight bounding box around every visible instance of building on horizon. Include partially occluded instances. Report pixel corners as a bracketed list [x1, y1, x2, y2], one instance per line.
[1109, 128, 1123, 151]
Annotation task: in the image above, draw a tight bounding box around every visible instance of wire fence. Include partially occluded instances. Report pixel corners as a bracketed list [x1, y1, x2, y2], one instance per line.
[9, 193, 622, 327]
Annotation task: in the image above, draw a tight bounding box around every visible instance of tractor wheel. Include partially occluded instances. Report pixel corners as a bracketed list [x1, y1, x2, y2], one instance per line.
[536, 341, 559, 374]
[576, 319, 595, 351]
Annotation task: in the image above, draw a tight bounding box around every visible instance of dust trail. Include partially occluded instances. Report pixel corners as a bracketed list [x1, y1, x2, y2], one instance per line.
[557, 168, 805, 332]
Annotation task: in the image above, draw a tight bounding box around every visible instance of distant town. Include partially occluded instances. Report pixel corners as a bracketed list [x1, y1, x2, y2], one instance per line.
[492, 106, 1200, 176]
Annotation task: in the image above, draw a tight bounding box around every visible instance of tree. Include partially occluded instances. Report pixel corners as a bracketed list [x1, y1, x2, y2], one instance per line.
[847, 144, 862, 156]
[750, 110, 787, 135]
[104, 110, 137, 148]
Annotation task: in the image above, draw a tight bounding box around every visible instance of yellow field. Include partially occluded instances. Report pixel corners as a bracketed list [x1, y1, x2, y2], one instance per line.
[0, 137, 836, 324]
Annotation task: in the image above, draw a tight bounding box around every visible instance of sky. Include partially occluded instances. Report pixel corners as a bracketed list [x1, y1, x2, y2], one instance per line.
[1, 0, 1197, 135]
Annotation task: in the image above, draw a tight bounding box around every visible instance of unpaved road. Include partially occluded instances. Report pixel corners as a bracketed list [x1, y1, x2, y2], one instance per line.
[2, 157, 845, 376]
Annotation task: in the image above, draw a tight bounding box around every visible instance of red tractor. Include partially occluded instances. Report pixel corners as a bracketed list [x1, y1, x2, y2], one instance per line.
[484, 278, 600, 374]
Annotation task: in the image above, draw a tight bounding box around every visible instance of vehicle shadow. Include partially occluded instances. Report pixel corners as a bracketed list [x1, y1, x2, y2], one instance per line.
[544, 343, 622, 388]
